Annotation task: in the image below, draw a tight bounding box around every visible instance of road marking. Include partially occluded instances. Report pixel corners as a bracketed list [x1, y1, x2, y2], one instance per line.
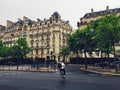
[11, 73, 15, 75]
[101, 75, 107, 77]
[4, 73, 10, 75]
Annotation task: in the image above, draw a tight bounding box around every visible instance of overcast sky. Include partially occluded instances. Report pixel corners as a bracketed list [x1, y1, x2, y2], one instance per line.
[0, 0, 120, 29]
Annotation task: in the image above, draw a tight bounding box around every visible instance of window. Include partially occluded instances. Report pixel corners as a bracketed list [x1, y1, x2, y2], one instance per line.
[24, 26, 27, 30]
[48, 23, 50, 27]
[50, 20, 52, 24]
[36, 49, 38, 54]
[53, 48, 55, 53]
[40, 23, 42, 26]
[47, 49, 49, 54]
[87, 13, 90, 17]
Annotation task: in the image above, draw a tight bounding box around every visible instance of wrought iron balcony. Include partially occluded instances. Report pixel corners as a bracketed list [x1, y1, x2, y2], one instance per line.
[35, 39, 39, 42]
[52, 30, 61, 33]
[4, 41, 12, 44]
[46, 38, 50, 41]
[46, 31, 51, 34]
[30, 40, 34, 43]
[29, 34, 34, 37]
[35, 33, 39, 36]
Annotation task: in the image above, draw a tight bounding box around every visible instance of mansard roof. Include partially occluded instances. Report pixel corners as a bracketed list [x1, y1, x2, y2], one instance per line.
[0, 25, 6, 32]
[83, 8, 120, 18]
[1, 12, 72, 31]
[53, 12, 60, 19]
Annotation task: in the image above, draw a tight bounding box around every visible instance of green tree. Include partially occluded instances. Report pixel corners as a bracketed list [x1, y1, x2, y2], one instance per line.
[0, 40, 3, 49]
[11, 38, 32, 69]
[89, 14, 120, 58]
[16, 38, 32, 58]
[0, 40, 10, 60]
[88, 14, 120, 72]
[67, 29, 95, 68]
[60, 46, 70, 63]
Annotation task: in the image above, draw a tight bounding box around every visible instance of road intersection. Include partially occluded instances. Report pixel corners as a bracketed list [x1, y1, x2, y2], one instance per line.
[0, 66, 120, 90]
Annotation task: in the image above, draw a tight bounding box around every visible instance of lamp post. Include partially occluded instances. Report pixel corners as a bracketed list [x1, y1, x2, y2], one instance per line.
[51, 51, 53, 60]
[50, 51, 53, 68]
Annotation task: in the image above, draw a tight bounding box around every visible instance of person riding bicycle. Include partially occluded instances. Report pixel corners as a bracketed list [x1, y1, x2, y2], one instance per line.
[58, 62, 66, 78]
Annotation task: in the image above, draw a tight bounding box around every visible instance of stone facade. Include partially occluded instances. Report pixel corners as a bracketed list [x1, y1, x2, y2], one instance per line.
[0, 12, 73, 61]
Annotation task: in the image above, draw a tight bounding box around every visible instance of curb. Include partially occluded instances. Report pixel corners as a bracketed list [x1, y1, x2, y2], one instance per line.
[0, 69, 58, 73]
[68, 64, 120, 76]
[79, 69, 120, 76]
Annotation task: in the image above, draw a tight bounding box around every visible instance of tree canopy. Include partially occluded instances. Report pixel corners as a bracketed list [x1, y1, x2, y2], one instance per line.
[67, 14, 120, 58]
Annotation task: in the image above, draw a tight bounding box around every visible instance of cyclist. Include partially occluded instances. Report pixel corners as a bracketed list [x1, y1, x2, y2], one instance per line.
[58, 62, 66, 78]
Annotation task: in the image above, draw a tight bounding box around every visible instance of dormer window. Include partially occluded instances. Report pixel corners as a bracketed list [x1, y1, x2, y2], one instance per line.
[87, 13, 90, 17]
[40, 23, 42, 26]
[50, 20, 52, 24]
[37, 25, 40, 29]
[47, 23, 49, 27]
[114, 9, 118, 12]
[100, 11, 103, 14]
[45, 21, 47, 25]
[24, 25, 27, 30]
[109, 10, 113, 13]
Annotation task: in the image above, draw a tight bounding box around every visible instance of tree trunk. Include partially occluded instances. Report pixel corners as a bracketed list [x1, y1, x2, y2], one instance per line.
[101, 51, 104, 69]
[76, 51, 78, 64]
[16, 57, 20, 70]
[113, 44, 118, 73]
[84, 51, 88, 69]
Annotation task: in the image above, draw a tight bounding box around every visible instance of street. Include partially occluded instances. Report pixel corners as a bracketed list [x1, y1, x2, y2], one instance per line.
[0, 66, 120, 90]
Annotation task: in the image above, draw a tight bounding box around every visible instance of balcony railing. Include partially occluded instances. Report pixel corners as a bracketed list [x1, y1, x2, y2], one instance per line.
[31, 46, 50, 49]
[3, 41, 12, 44]
[30, 40, 34, 43]
[46, 38, 50, 41]
[29, 34, 34, 37]
[0, 35, 3, 38]
[35, 39, 39, 43]
[52, 30, 61, 33]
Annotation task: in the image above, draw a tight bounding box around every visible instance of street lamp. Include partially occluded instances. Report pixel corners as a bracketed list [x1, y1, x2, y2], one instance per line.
[50, 51, 53, 68]
[51, 51, 53, 60]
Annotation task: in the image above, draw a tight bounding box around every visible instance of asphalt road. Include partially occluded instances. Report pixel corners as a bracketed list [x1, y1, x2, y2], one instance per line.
[0, 66, 120, 90]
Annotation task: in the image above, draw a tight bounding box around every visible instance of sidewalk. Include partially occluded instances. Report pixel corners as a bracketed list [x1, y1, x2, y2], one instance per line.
[0, 65, 58, 73]
[70, 64, 120, 76]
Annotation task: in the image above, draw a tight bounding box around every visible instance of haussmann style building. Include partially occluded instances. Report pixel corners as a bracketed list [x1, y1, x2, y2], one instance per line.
[0, 12, 73, 62]
[77, 6, 120, 58]
[77, 6, 120, 30]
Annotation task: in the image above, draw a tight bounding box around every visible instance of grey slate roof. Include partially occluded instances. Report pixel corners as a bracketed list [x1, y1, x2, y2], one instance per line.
[83, 8, 120, 18]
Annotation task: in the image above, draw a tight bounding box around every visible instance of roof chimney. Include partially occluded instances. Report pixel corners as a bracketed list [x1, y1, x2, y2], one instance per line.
[18, 18, 22, 21]
[23, 16, 29, 21]
[91, 9, 94, 15]
[106, 6, 109, 12]
[37, 18, 40, 22]
[7, 20, 14, 28]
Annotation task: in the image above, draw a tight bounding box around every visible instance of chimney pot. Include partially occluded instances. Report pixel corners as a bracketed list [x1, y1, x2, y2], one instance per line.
[106, 6, 109, 12]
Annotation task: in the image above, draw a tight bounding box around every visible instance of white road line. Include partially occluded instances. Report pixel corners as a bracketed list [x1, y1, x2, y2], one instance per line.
[4, 73, 10, 75]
